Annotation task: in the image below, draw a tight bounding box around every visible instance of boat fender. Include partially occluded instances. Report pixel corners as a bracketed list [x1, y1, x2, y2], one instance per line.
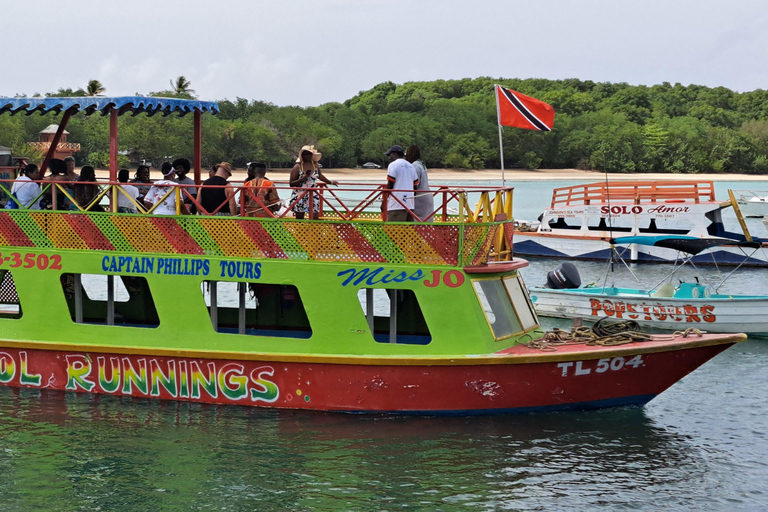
[545, 262, 582, 289]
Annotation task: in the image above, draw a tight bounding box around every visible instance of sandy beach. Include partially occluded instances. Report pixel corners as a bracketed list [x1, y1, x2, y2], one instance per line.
[312, 168, 768, 182]
[94, 167, 768, 183]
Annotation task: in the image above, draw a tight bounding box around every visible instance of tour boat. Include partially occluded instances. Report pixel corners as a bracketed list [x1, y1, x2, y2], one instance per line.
[0, 96, 745, 414]
[513, 181, 768, 266]
[529, 236, 768, 337]
[732, 190, 768, 218]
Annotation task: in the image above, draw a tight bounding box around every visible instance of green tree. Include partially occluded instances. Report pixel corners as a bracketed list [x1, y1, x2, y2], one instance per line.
[170, 76, 196, 98]
[86, 80, 105, 96]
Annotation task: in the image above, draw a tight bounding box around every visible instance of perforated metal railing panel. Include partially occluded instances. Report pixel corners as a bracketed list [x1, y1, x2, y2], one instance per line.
[0, 271, 19, 304]
[0, 211, 500, 266]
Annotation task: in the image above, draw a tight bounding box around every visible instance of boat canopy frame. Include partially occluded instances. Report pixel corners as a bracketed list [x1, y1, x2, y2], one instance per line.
[0, 96, 219, 184]
[607, 235, 763, 293]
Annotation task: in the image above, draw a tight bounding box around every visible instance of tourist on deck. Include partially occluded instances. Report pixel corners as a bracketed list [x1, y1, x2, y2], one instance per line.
[143, 165, 189, 215]
[244, 162, 280, 217]
[383, 145, 419, 222]
[198, 162, 237, 216]
[63, 156, 79, 181]
[131, 164, 152, 204]
[41, 158, 71, 210]
[8, 163, 42, 210]
[405, 145, 434, 222]
[117, 169, 140, 213]
[288, 145, 337, 220]
[172, 158, 197, 208]
[71, 166, 104, 212]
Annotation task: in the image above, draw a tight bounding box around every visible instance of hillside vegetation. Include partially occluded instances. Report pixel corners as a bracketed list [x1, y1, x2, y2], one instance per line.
[3, 77, 768, 173]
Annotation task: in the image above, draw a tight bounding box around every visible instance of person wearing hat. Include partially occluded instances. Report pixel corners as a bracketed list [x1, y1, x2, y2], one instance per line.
[383, 145, 419, 222]
[198, 162, 238, 216]
[288, 145, 338, 220]
[143, 164, 189, 215]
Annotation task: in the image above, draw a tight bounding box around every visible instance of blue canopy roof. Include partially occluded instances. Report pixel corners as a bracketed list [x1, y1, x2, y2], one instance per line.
[0, 96, 219, 117]
[610, 235, 762, 254]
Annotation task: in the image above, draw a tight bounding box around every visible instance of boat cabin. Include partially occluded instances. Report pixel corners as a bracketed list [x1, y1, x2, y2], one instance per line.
[536, 181, 742, 240]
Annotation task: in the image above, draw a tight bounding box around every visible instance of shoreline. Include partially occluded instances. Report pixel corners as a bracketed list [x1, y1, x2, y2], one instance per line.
[314, 168, 768, 182]
[93, 167, 768, 182]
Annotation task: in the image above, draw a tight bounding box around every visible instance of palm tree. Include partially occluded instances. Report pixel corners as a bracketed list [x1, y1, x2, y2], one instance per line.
[171, 76, 195, 96]
[86, 80, 105, 96]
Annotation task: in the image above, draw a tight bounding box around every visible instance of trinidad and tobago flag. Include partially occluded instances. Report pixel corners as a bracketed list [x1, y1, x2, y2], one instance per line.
[495, 85, 555, 131]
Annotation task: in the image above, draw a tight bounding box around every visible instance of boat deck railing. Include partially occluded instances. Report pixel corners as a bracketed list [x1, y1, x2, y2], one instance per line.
[550, 180, 717, 207]
[0, 179, 515, 267]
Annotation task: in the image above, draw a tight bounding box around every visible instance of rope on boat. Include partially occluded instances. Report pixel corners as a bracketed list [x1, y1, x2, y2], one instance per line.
[524, 318, 704, 351]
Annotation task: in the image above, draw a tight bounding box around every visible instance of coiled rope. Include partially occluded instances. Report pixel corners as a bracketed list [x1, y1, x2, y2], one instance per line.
[524, 318, 703, 351]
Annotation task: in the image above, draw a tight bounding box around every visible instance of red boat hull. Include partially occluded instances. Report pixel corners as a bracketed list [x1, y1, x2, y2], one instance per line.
[0, 335, 739, 414]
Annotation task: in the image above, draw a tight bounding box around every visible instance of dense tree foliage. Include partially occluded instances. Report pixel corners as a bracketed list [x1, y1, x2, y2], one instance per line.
[4, 77, 768, 173]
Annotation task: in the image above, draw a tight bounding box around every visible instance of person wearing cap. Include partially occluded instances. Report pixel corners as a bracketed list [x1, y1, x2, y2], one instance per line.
[288, 145, 337, 220]
[383, 145, 419, 222]
[143, 165, 189, 215]
[198, 162, 238, 216]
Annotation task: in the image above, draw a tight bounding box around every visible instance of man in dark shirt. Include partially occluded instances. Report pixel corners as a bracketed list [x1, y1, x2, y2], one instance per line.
[198, 162, 237, 215]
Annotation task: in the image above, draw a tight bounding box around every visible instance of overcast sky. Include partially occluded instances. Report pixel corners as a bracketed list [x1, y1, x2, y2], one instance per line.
[3, 0, 767, 107]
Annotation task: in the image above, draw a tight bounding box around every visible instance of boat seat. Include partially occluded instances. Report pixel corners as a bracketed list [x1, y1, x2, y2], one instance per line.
[652, 283, 675, 298]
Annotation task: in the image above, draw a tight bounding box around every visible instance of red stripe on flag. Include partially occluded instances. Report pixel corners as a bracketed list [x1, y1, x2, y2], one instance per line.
[62, 214, 116, 250]
[333, 224, 386, 262]
[238, 221, 288, 259]
[0, 213, 34, 247]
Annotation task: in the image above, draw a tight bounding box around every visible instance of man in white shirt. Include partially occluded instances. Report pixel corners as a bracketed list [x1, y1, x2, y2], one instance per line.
[144, 166, 189, 215]
[10, 163, 42, 209]
[384, 145, 419, 221]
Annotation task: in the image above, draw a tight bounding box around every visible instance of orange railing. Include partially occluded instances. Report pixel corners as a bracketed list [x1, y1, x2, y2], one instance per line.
[550, 180, 717, 207]
[0, 178, 515, 225]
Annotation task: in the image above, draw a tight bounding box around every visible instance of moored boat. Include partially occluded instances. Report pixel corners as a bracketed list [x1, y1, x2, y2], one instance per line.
[733, 189, 768, 218]
[514, 181, 768, 266]
[529, 236, 768, 337]
[0, 96, 746, 414]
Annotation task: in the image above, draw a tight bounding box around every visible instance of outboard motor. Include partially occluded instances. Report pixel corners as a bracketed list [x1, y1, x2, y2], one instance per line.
[545, 262, 582, 289]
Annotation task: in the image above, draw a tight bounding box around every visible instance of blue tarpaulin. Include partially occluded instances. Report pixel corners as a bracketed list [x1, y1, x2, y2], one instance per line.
[0, 96, 219, 116]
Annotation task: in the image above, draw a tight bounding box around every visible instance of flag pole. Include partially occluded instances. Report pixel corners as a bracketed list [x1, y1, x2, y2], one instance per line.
[495, 85, 506, 187]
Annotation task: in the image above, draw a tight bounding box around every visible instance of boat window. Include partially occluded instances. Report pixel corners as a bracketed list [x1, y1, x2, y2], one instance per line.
[0, 270, 22, 319]
[60, 274, 159, 327]
[472, 279, 523, 339]
[503, 275, 538, 331]
[201, 281, 312, 338]
[356, 288, 431, 345]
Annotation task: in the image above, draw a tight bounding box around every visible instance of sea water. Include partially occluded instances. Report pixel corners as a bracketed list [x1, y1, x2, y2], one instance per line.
[0, 178, 766, 511]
